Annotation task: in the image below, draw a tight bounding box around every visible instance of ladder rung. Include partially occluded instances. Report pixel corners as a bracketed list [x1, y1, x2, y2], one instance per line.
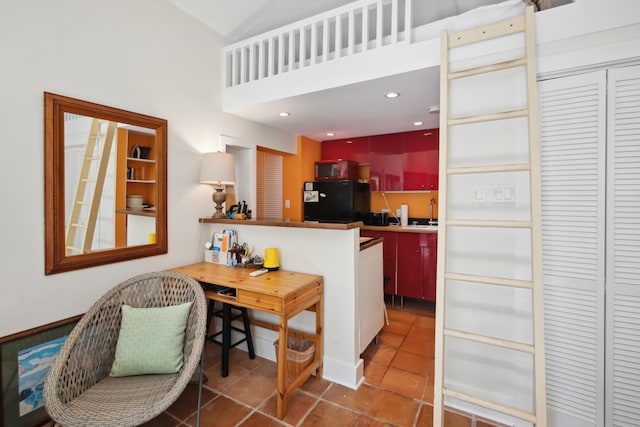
[447, 163, 531, 175]
[446, 219, 532, 228]
[448, 14, 525, 48]
[444, 328, 534, 353]
[443, 388, 536, 423]
[445, 272, 533, 289]
[70, 223, 87, 228]
[66, 246, 83, 252]
[449, 57, 526, 80]
[76, 201, 90, 205]
[81, 178, 96, 183]
[448, 109, 528, 126]
[86, 156, 100, 160]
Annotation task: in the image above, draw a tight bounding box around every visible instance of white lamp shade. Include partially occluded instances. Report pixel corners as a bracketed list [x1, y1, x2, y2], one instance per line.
[200, 152, 236, 185]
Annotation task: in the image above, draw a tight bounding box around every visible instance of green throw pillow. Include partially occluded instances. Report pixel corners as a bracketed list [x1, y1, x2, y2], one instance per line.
[110, 302, 193, 377]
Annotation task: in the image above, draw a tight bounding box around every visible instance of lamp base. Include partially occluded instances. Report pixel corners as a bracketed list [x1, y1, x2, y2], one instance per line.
[212, 188, 227, 219]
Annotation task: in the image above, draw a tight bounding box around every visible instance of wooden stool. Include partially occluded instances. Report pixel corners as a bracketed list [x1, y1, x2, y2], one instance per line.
[206, 300, 255, 377]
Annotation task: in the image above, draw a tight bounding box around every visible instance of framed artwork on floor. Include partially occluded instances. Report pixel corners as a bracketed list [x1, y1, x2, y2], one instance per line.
[0, 315, 81, 427]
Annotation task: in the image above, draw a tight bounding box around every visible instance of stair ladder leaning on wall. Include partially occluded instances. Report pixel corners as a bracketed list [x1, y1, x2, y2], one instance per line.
[65, 119, 116, 255]
[433, 6, 547, 426]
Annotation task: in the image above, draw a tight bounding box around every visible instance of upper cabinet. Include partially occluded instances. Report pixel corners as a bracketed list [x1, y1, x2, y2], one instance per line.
[402, 129, 439, 191]
[327, 129, 438, 191]
[321, 136, 370, 164]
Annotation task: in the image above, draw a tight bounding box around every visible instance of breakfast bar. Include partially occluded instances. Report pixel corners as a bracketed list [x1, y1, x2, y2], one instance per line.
[170, 262, 323, 419]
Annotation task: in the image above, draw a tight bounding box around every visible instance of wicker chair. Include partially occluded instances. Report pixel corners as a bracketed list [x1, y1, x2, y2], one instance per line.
[44, 271, 207, 427]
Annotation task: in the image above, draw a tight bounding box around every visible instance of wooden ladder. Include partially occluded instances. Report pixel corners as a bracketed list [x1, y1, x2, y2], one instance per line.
[433, 6, 546, 426]
[65, 118, 116, 255]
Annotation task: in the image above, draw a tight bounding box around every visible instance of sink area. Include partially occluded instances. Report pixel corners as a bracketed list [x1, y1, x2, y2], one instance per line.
[401, 224, 438, 230]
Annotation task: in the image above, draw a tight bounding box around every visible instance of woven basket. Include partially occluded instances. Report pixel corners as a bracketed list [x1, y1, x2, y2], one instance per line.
[274, 336, 315, 382]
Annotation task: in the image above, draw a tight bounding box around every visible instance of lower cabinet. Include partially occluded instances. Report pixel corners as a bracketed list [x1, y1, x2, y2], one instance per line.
[361, 230, 437, 302]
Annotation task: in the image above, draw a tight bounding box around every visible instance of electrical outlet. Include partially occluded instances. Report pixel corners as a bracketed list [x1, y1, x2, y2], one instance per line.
[473, 185, 485, 203]
[285, 199, 290, 209]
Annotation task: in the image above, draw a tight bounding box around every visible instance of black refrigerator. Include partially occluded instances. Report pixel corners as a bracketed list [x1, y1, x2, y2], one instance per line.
[303, 180, 370, 223]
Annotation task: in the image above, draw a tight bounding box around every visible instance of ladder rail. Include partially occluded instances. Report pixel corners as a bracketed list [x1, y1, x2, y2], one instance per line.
[434, 6, 546, 426]
[65, 119, 116, 254]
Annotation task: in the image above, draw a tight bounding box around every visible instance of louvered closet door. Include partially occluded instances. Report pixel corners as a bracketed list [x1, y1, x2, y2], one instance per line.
[606, 64, 640, 427]
[539, 70, 606, 427]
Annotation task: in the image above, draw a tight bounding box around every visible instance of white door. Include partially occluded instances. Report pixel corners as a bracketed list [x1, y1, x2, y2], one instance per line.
[539, 70, 607, 427]
[605, 64, 640, 427]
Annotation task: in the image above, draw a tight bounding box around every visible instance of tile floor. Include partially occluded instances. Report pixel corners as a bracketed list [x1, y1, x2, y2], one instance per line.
[144, 299, 504, 426]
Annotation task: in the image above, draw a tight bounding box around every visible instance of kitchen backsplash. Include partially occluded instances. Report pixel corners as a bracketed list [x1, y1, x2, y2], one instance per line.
[370, 190, 438, 221]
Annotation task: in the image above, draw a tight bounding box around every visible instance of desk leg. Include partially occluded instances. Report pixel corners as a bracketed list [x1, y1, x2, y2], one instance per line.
[221, 303, 231, 377]
[276, 315, 288, 419]
[315, 294, 324, 379]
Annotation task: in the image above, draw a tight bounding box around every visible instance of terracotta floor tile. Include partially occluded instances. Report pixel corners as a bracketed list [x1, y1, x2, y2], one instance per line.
[323, 383, 376, 412]
[367, 344, 397, 366]
[354, 415, 393, 426]
[204, 362, 251, 393]
[300, 400, 359, 427]
[413, 315, 436, 328]
[382, 318, 413, 336]
[260, 389, 318, 425]
[186, 395, 251, 427]
[379, 367, 426, 400]
[238, 411, 287, 427]
[363, 360, 388, 386]
[408, 324, 435, 340]
[415, 404, 433, 427]
[225, 366, 278, 407]
[299, 375, 332, 396]
[364, 389, 420, 427]
[377, 330, 405, 348]
[390, 351, 433, 376]
[140, 411, 182, 427]
[400, 334, 434, 357]
[227, 347, 267, 371]
[444, 409, 472, 427]
[386, 307, 418, 323]
[165, 383, 218, 421]
[423, 374, 435, 403]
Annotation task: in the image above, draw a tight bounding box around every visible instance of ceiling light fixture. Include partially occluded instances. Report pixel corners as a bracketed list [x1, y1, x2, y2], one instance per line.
[413, 121, 424, 126]
[428, 105, 440, 114]
[326, 132, 335, 137]
[278, 112, 290, 117]
[385, 92, 400, 99]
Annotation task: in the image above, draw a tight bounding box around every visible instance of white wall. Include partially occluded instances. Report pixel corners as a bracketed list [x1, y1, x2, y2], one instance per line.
[0, 0, 296, 337]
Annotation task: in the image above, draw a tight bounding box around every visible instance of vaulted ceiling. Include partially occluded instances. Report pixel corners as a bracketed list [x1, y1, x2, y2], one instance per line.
[167, 0, 570, 141]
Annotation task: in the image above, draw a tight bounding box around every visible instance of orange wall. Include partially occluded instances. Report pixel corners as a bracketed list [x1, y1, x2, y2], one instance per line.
[283, 135, 321, 221]
[370, 190, 438, 222]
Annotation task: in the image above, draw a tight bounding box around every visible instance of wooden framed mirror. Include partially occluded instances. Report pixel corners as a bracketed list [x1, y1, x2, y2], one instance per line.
[44, 93, 167, 274]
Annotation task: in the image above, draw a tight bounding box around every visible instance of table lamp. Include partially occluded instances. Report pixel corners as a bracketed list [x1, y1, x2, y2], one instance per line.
[200, 151, 236, 218]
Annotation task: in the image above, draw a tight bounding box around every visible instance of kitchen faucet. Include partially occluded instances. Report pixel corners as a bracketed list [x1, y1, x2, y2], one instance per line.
[429, 198, 437, 225]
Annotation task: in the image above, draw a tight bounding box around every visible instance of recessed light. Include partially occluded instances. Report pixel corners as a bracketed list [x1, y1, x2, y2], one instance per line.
[278, 112, 290, 117]
[326, 132, 335, 137]
[413, 121, 423, 126]
[385, 92, 400, 99]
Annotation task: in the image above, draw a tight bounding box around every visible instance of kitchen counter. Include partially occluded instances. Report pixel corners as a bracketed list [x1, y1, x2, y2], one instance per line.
[199, 217, 363, 230]
[361, 224, 439, 234]
[359, 236, 382, 251]
[200, 218, 437, 234]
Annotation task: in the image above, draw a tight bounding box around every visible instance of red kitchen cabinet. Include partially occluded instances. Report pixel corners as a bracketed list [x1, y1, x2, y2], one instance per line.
[360, 230, 397, 295]
[402, 129, 439, 191]
[422, 233, 437, 301]
[369, 133, 403, 191]
[321, 136, 369, 164]
[396, 232, 438, 301]
[396, 233, 423, 299]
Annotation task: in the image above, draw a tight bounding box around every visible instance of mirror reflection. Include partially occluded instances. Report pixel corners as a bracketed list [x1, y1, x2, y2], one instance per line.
[45, 93, 167, 274]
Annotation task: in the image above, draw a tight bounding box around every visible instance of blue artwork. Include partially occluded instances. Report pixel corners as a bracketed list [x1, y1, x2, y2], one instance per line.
[17, 335, 67, 416]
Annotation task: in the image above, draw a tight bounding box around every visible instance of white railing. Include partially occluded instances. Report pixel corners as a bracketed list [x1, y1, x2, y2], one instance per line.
[224, 0, 413, 88]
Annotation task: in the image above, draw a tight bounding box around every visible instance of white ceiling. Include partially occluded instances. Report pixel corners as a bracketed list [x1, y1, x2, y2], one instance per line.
[166, 0, 567, 141]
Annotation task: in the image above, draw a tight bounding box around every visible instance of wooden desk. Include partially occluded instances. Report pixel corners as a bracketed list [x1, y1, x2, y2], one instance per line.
[170, 262, 323, 419]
